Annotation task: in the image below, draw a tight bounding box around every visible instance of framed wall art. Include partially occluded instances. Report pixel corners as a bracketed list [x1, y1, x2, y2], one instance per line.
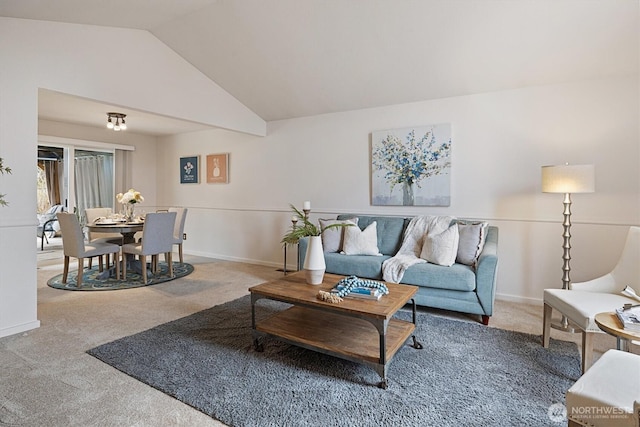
[206, 153, 229, 184]
[180, 155, 200, 184]
[371, 123, 452, 206]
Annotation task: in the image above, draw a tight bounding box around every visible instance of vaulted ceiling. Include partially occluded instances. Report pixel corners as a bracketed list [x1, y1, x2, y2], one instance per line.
[1, 0, 637, 135]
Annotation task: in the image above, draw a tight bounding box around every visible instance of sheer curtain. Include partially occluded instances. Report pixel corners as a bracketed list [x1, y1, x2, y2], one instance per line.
[74, 154, 114, 221]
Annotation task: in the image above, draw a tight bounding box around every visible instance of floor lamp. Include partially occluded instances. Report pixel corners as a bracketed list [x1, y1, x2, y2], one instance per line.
[541, 163, 595, 332]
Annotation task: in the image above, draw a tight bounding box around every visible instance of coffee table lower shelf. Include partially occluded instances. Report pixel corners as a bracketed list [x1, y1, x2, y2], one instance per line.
[253, 305, 416, 388]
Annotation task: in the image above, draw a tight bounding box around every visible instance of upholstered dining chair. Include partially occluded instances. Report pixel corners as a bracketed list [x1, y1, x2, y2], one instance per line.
[168, 207, 188, 264]
[543, 226, 640, 373]
[85, 207, 122, 267]
[57, 212, 120, 288]
[121, 211, 176, 285]
[85, 207, 120, 240]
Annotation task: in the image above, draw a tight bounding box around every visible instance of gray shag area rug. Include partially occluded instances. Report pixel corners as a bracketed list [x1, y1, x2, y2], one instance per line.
[88, 296, 580, 426]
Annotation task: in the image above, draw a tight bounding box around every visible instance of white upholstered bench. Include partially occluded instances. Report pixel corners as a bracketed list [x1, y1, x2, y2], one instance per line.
[566, 349, 640, 427]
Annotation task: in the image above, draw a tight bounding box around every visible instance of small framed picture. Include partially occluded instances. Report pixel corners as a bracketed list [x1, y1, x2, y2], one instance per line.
[206, 153, 229, 184]
[180, 155, 200, 184]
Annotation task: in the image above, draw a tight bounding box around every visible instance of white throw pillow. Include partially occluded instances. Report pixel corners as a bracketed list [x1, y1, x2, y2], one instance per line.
[342, 221, 382, 256]
[421, 224, 459, 266]
[319, 218, 358, 253]
[456, 221, 488, 266]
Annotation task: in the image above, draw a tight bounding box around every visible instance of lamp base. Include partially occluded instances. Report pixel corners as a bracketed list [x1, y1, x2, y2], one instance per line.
[550, 315, 579, 334]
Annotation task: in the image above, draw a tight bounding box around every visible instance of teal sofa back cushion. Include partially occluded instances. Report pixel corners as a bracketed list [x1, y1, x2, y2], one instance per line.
[337, 214, 407, 256]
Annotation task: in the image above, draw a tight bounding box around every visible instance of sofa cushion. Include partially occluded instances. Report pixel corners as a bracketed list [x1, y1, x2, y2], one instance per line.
[456, 221, 488, 266]
[324, 252, 388, 280]
[342, 221, 382, 256]
[338, 215, 407, 256]
[401, 262, 476, 292]
[319, 218, 358, 253]
[421, 224, 459, 266]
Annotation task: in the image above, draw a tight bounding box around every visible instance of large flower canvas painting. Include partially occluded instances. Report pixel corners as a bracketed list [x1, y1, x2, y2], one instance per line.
[371, 124, 451, 206]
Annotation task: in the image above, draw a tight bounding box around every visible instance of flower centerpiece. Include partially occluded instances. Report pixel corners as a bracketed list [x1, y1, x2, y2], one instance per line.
[116, 188, 144, 221]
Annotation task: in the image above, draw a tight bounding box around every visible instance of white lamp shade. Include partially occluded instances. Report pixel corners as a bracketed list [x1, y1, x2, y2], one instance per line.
[541, 164, 595, 194]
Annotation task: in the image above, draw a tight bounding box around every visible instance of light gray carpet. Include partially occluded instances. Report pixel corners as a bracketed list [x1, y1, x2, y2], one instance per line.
[88, 295, 580, 427]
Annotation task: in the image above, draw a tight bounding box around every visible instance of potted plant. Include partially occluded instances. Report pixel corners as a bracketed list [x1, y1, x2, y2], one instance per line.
[281, 204, 352, 285]
[0, 157, 11, 207]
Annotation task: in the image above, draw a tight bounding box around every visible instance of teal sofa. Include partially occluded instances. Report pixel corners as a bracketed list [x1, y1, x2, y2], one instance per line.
[298, 215, 499, 325]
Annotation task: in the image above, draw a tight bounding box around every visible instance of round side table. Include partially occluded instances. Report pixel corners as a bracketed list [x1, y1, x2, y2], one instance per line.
[594, 312, 640, 352]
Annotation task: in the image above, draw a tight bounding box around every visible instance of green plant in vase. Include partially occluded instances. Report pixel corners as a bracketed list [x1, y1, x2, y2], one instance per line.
[280, 204, 352, 246]
[281, 204, 353, 285]
[0, 157, 12, 207]
[281, 205, 317, 246]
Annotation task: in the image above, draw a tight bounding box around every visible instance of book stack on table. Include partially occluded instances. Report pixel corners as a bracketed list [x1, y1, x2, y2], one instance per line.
[331, 284, 384, 300]
[615, 305, 640, 332]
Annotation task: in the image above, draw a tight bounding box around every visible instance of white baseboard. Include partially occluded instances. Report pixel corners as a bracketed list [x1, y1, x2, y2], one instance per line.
[185, 249, 282, 270]
[495, 292, 542, 305]
[0, 320, 41, 339]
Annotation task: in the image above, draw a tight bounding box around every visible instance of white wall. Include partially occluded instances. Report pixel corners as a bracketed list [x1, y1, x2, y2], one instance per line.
[0, 18, 265, 338]
[157, 76, 639, 304]
[0, 16, 637, 338]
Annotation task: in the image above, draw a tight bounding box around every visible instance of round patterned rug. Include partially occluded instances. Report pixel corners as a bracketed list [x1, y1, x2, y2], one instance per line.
[47, 262, 194, 291]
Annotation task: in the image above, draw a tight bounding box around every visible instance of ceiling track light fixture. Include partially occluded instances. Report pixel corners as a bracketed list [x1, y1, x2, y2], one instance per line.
[106, 112, 127, 131]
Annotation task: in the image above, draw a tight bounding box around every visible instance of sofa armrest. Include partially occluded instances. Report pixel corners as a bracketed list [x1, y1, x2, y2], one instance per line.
[475, 226, 499, 316]
[297, 237, 309, 270]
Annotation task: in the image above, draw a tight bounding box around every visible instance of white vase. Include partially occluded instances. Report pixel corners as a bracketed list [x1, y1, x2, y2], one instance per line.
[303, 235, 325, 285]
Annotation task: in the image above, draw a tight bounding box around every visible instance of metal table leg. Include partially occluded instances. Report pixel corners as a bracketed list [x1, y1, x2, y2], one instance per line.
[411, 298, 424, 349]
[251, 293, 264, 352]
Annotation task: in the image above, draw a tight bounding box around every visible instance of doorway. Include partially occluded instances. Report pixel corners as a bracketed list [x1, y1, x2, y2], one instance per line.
[37, 145, 63, 215]
[37, 145, 115, 224]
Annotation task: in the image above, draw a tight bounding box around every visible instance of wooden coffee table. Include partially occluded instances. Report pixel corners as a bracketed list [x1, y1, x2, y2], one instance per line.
[249, 272, 422, 389]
